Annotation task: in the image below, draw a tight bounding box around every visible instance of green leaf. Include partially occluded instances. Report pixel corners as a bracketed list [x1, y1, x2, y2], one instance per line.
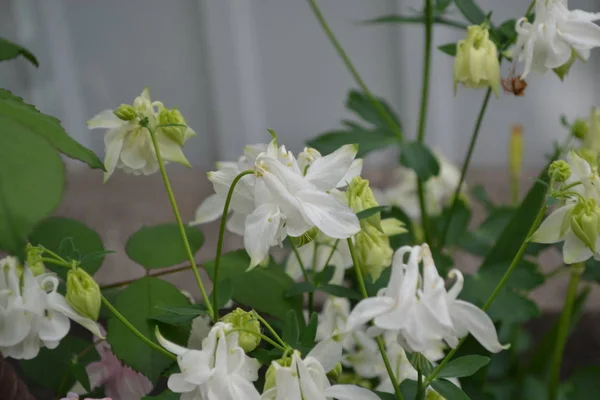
[0, 112, 64, 255]
[125, 223, 204, 269]
[436, 0, 453, 12]
[399, 141, 440, 181]
[494, 19, 517, 48]
[363, 14, 469, 30]
[107, 277, 191, 382]
[71, 362, 91, 392]
[436, 197, 471, 246]
[320, 284, 362, 300]
[204, 250, 303, 319]
[143, 390, 180, 400]
[211, 278, 233, 309]
[431, 379, 471, 400]
[454, 0, 487, 24]
[151, 304, 208, 326]
[0, 37, 38, 66]
[283, 310, 300, 348]
[400, 380, 418, 398]
[301, 312, 319, 348]
[346, 90, 402, 132]
[0, 89, 104, 169]
[308, 130, 397, 158]
[439, 43, 458, 56]
[471, 184, 496, 211]
[29, 216, 106, 278]
[438, 355, 490, 379]
[285, 281, 317, 298]
[315, 266, 336, 285]
[357, 206, 389, 220]
[569, 366, 600, 400]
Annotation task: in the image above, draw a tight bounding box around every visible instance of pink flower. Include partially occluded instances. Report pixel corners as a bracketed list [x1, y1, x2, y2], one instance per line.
[61, 393, 111, 400]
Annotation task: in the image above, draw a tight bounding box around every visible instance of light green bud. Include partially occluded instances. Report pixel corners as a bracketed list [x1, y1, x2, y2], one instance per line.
[548, 160, 571, 182]
[326, 362, 343, 382]
[221, 308, 261, 352]
[337, 373, 373, 389]
[114, 104, 137, 121]
[66, 268, 101, 321]
[25, 243, 45, 276]
[355, 225, 393, 281]
[454, 25, 500, 97]
[380, 218, 407, 237]
[264, 357, 292, 392]
[572, 118, 589, 140]
[290, 227, 319, 248]
[425, 391, 445, 400]
[347, 176, 382, 231]
[576, 148, 598, 168]
[158, 107, 191, 146]
[570, 198, 600, 252]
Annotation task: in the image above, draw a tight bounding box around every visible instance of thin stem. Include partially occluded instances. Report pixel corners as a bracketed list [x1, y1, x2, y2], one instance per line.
[212, 170, 254, 322]
[309, 243, 320, 314]
[425, 202, 547, 386]
[548, 263, 583, 400]
[145, 124, 213, 318]
[416, 186, 430, 244]
[440, 88, 493, 247]
[525, 1, 535, 17]
[40, 258, 71, 269]
[229, 328, 287, 352]
[416, 368, 424, 400]
[290, 241, 315, 314]
[101, 296, 176, 361]
[41, 247, 68, 263]
[252, 311, 287, 348]
[347, 239, 404, 400]
[100, 265, 195, 290]
[307, 0, 403, 140]
[324, 240, 340, 268]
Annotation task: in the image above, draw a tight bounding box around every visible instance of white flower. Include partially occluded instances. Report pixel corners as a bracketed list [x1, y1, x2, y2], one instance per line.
[346, 245, 505, 354]
[87, 88, 194, 181]
[0, 258, 102, 360]
[262, 341, 379, 400]
[316, 296, 371, 353]
[286, 235, 352, 285]
[515, 0, 600, 78]
[157, 322, 261, 400]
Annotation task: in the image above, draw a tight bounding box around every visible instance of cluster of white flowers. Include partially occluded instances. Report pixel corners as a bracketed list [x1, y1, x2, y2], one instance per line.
[0, 257, 102, 360]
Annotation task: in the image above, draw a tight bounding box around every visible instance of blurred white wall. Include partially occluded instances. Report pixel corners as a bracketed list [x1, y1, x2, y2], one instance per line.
[1, 0, 599, 169]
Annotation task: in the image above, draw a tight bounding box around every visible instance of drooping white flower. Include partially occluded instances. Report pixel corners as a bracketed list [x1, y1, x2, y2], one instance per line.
[0, 258, 102, 360]
[346, 245, 505, 354]
[87, 88, 194, 181]
[515, 0, 600, 78]
[157, 322, 261, 400]
[262, 341, 380, 400]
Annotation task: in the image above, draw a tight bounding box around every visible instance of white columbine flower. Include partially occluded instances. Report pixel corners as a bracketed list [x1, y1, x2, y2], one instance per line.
[0, 258, 102, 360]
[87, 88, 194, 181]
[515, 0, 600, 78]
[157, 322, 261, 400]
[262, 341, 379, 400]
[346, 245, 505, 354]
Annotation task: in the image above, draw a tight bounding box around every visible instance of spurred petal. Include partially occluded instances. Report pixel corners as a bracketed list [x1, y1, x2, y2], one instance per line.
[336, 159, 363, 188]
[226, 212, 246, 236]
[296, 190, 360, 239]
[305, 144, 358, 191]
[167, 373, 197, 393]
[191, 194, 225, 225]
[87, 110, 124, 129]
[244, 203, 282, 268]
[38, 309, 70, 342]
[563, 230, 593, 264]
[307, 339, 342, 373]
[450, 300, 508, 353]
[46, 292, 103, 338]
[323, 384, 381, 400]
[346, 297, 395, 331]
[156, 133, 192, 167]
[208, 169, 255, 215]
[530, 203, 574, 243]
[156, 327, 188, 356]
[227, 374, 261, 400]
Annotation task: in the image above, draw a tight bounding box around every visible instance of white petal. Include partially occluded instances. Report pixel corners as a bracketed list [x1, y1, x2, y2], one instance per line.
[346, 297, 395, 331]
[336, 159, 363, 188]
[450, 300, 507, 353]
[0, 307, 31, 346]
[38, 309, 70, 342]
[227, 374, 261, 400]
[156, 133, 192, 167]
[208, 169, 256, 215]
[563, 230, 593, 264]
[244, 203, 282, 268]
[87, 110, 123, 129]
[560, 19, 600, 50]
[168, 373, 197, 393]
[296, 357, 327, 400]
[530, 204, 574, 243]
[304, 144, 358, 191]
[46, 292, 103, 338]
[191, 194, 225, 225]
[324, 384, 381, 400]
[156, 327, 189, 356]
[226, 212, 247, 236]
[103, 129, 126, 182]
[179, 350, 215, 385]
[307, 339, 342, 372]
[296, 190, 360, 239]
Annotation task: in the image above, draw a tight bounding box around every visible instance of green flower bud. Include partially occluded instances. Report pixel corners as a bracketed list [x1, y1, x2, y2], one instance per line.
[570, 198, 600, 252]
[25, 243, 45, 276]
[264, 357, 292, 392]
[572, 118, 589, 140]
[355, 225, 393, 281]
[326, 362, 343, 382]
[221, 308, 261, 352]
[380, 218, 407, 237]
[548, 160, 571, 183]
[347, 176, 382, 231]
[113, 104, 137, 121]
[66, 268, 101, 321]
[425, 391, 445, 400]
[290, 227, 319, 247]
[576, 148, 598, 168]
[158, 107, 193, 146]
[454, 25, 500, 97]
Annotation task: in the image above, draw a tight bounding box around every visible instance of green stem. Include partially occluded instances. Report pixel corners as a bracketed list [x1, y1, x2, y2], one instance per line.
[290, 241, 315, 314]
[324, 239, 340, 268]
[145, 124, 213, 319]
[101, 295, 176, 361]
[347, 239, 404, 400]
[100, 265, 195, 290]
[525, 1, 535, 17]
[307, 0, 402, 140]
[425, 202, 547, 386]
[252, 311, 288, 348]
[229, 328, 287, 352]
[548, 263, 583, 400]
[212, 170, 254, 322]
[440, 88, 493, 248]
[416, 368, 424, 400]
[40, 258, 71, 269]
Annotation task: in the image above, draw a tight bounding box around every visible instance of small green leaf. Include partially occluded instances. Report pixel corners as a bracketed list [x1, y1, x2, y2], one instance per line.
[301, 312, 319, 348]
[29, 217, 106, 278]
[357, 206, 389, 220]
[437, 355, 490, 378]
[285, 281, 317, 298]
[0, 37, 38, 66]
[151, 304, 208, 326]
[438, 43, 457, 56]
[320, 284, 362, 300]
[315, 266, 336, 285]
[399, 141, 440, 181]
[125, 223, 204, 269]
[346, 90, 402, 132]
[283, 310, 300, 348]
[431, 379, 471, 400]
[454, 0, 487, 25]
[308, 130, 397, 158]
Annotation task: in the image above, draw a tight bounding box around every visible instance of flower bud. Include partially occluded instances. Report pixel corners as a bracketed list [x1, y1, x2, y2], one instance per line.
[290, 227, 319, 248]
[326, 362, 343, 382]
[570, 198, 600, 252]
[548, 160, 571, 182]
[114, 104, 137, 121]
[380, 218, 407, 237]
[576, 148, 598, 169]
[454, 25, 500, 97]
[347, 176, 382, 231]
[66, 268, 101, 321]
[572, 118, 589, 140]
[221, 308, 261, 352]
[355, 225, 393, 281]
[25, 243, 45, 276]
[158, 107, 193, 146]
[425, 391, 445, 400]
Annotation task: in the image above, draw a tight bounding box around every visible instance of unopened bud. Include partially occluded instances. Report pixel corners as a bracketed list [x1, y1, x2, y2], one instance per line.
[576, 148, 598, 168]
[158, 107, 194, 146]
[113, 104, 137, 121]
[548, 160, 571, 183]
[221, 308, 261, 352]
[25, 243, 45, 276]
[380, 218, 407, 237]
[355, 225, 393, 281]
[66, 268, 101, 321]
[347, 177, 382, 231]
[572, 118, 589, 140]
[326, 362, 343, 382]
[570, 198, 600, 252]
[264, 357, 292, 392]
[454, 25, 500, 97]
